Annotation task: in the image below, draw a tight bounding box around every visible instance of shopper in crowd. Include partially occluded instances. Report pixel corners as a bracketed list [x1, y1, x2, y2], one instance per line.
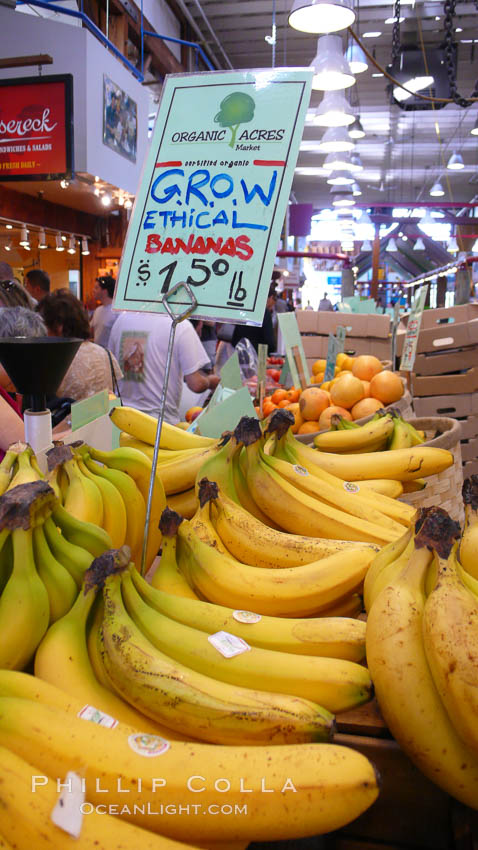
[24, 269, 50, 304]
[318, 292, 334, 311]
[90, 275, 119, 349]
[231, 283, 276, 354]
[0, 263, 35, 309]
[36, 290, 122, 402]
[109, 311, 220, 424]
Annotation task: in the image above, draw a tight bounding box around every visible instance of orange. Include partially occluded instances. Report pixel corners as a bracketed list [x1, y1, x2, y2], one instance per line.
[312, 358, 327, 376]
[271, 388, 289, 405]
[352, 355, 383, 382]
[299, 387, 330, 421]
[285, 402, 303, 434]
[277, 398, 291, 408]
[341, 354, 355, 372]
[311, 371, 324, 385]
[297, 421, 320, 435]
[287, 388, 300, 403]
[335, 352, 348, 370]
[351, 397, 384, 421]
[262, 400, 278, 417]
[330, 372, 365, 410]
[321, 381, 331, 392]
[254, 405, 261, 418]
[318, 405, 353, 431]
[370, 371, 404, 405]
[360, 380, 371, 398]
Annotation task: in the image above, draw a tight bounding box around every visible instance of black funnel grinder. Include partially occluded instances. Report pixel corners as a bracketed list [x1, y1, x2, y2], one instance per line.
[0, 337, 82, 453]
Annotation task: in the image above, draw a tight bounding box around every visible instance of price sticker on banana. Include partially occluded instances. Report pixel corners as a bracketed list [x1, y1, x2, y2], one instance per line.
[208, 630, 252, 657]
[233, 610, 262, 624]
[77, 704, 118, 728]
[113, 68, 313, 325]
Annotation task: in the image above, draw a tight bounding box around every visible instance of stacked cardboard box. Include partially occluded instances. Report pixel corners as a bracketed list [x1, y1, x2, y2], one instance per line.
[296, 311, 392, 375]
[397, 304, 478, 477]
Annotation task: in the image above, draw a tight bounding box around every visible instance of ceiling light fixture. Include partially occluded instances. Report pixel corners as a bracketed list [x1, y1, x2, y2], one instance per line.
[350, 151, 363, 170]
[327, 170, 355, 185]
[471, 116, 478, 136]
[318, 125, 354, 152]
[323, 150, 360, 171]
[333, 193, 355, 207]
[348, 116, 365, 139]
[413, 237, 425, 250]
[19, 225, 29, 247]
[4, 240, 11, 252]
[345, 43, 368, 74]
[67, 236, 76, 255]
[81, 238, 90, 256]
[94, 187, 101, 197]
[447, 151, 464, 169]
[288, 0, 355, 34]
[391, 46, 435, 102]
[313, 90, 355, 126]
[362, 31, 382, 37]
[352, 181, 362, 195]
[386, 237, 398, 251]
[430, 181, 445, 196]
[38, 229, 47, 249]
[55, 233, 65, 252]
[124, 198, 133, 209]
[447, 236, 459, 252]
[362, 239, 373, 251]
[310, 35, 356, 90]
[101, 193, 112, 207]
[60, 179, 69, 189]
[5, 224, 12, 230]
[471, 237, 478, 253]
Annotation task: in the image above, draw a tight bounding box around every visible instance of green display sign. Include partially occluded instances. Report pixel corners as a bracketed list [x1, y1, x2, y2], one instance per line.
[71, 390, 110, 432]
[113, 68, 313, 325]
[399, 284, 429, 372]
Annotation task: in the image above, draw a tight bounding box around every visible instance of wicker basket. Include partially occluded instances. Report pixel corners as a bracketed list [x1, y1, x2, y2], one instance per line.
[398, 417, 464, 525]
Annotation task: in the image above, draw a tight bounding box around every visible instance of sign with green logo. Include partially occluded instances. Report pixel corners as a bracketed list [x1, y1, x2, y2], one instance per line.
[399, 284, 429, 372]
[113, 68, 313, 325]
[323, 328, 346, 383]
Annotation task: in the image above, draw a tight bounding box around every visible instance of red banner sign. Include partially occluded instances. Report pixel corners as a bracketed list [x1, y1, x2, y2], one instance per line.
[0, 74, 73, 180]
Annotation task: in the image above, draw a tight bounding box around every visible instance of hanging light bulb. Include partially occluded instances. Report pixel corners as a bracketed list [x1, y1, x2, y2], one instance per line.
[386, 237, 398, 251]
[333, 193, 355, 207]
[5, 223, 13, 230]
[447, 151, 464, 170]
[38, 229, 47, 249]
[4, 240, 12, 252]
[471, 116, 478, 136]
[124, 197, 133, 209]
[429, 181, 444, 197]
[352, 181, 362, 195]
[317, 125, 354, 152]
[313, 90, 355, 126]
[67, 235, 76, 255]
[413, 237, 426, 250]
[19, 225, 29, 247]
[447, 236, 458, 253]
[55, 233, 64, 252]
[327, 170, 355, 185]
[348, 116, 365, 139]
[362, 239, 373, 251]
[94, 187, 101, 197]
[471, 237, 478, 253]
[345, 43, 368, 73]
[310, 35, 356, 90]
[101, 193, 112, 207]
[288, 0, 355, 34]
[60, 178, 69, 189]
[81, 238, 90, 256]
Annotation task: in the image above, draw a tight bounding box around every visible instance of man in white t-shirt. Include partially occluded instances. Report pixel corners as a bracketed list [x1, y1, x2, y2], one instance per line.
[108, 312, 220, 423]
[90, 276, 120, 348]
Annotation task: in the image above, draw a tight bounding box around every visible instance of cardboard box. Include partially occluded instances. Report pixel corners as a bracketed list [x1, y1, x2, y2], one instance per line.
[458, 415, 478, 440]
[411, 367, 478, 397]
[301, 334, 391, 361]
[460, 437, 478, 463]
[296, 310, 391, 339]
[401, 302, 478, 330]
[413, 345, 478, 377]
[414, 393, 478, 418]
[463, 459, 478, 478]
[397, 304, 478, 357]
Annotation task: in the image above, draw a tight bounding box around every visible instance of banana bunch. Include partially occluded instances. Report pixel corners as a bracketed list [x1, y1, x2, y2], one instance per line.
[111, 405, 220, 519]
[316, 410, 426, 454]
[366, 505, 478, 809]
[0, 469, 115, 670]
[459, 475, 478, 579]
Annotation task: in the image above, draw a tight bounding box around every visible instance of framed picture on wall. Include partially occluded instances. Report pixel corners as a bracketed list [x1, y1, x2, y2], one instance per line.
[102, 75, 137, 163]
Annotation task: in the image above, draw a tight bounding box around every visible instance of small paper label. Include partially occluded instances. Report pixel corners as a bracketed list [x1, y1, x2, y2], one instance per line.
[343, 481, 360, 493]
[50, 771, 84, 838]
[293, 464, 309, 476]
[128, 733, 170, 757]
[77, 704, 119, 728]
[233, 610, 262, 624]
[208, 631, 251, 657]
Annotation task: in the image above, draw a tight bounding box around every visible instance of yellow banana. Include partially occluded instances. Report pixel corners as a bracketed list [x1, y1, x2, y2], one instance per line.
[0, 745, 202, 850]
[0, 530, 12, 595]
[0, 526, 49, 669]
[357, 479, 404, 498]
[167, 487, 198, 519]
[363, 525, 413, 613]
[88, 445, 166, 572]
[46, 465, 63, 502]
[33, 570, 186, 739]
[401, 478, 427, 493]
[0, 695, 379, 843]
[101, 569, 336, 745]
[119, 431, 201, 461]
[51, 503, 113, 558]
[459, 476, 478, 579]
[32, 523, 77, 623]
[82, 454, 146, 561]
[86, 596, 114, 691]
[0, 449, 17, 495]
[190, 487, 229, 552]
[206, 482, 378, 568]
[243, 437, 396, 545]
[122, 570, 371, 712]
[130, 566, 366, 660]
[314, 415, 394, 453]
[365, 533, 419, 613]
[178, 517, 375, 617]
[423, 541, 478, 758]
[151, 518, 200, 598]
[110, 404, 216, 449]
[62, 456, 104, 526]
[366, 508, 478, 809]
[77, 455, 127, 548]
[387, 418, 414, 450]
[231, 438, 281, 528]
[156, 446, 217, 495]
[6, 445, 41, 490]
[43, 515, 93, 588]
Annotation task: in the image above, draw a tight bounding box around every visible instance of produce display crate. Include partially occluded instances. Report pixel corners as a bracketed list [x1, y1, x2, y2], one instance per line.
[411, 367, 478, 398]
[297, 311, 392, 361]
[396, 303, 478, 357]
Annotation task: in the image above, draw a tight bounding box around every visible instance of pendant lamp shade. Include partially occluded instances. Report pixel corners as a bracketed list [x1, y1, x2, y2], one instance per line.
[429, 181, 444, 197]
[413, 237, 425, 251]
[313, 90, 355, 126]
[386, 237, 398, 252]
[350, 151, 363, 170]
[19, 226, 29, 248]
[288, 0, 355, 34]
[447, 236, 458, 253]
[362, 239, 373, 251]
[323, 150, 360, 172]
[345, 43, 368, 73]
[352, 181, 362, 195]
[472, 238, 478, 252]
[471, 116, 478, 136]
[38, 229, 47, 249]
[447, 152, 464, 170]
[327, 170, 355, 185]
[348, 116, 365, 138]
[318, 125, 354, 152]
[311, 36, 356, 91]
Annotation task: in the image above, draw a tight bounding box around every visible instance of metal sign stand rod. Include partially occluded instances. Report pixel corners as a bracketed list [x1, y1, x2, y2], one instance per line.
[141, 281, 198, 576]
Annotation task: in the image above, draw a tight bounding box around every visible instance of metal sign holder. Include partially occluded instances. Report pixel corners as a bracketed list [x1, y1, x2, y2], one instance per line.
[140, 281, 198, 576]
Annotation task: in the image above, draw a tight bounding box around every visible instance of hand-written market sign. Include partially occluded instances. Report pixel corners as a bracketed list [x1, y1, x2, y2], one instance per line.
[0, 75, 74, 181]
[113, 69, 313, 325]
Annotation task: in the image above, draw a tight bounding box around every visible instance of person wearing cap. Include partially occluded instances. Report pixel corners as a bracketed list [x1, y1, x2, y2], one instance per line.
[90, 275, 120, 349]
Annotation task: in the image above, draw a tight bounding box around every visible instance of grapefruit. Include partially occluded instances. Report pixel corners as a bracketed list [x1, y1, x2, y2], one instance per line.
[297, 420, 321, 435]
[370, 371, 404, 405]
[312, 358, 327, 376]
[360, 380, 371, 398]
[318, 405, 353, 431]
[351, 397, 384, 420]
[285, 402, 303, 434]
[330, 373, 365, 410]
[299, 387, 330, 421]
[352, 355, 383, 382]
